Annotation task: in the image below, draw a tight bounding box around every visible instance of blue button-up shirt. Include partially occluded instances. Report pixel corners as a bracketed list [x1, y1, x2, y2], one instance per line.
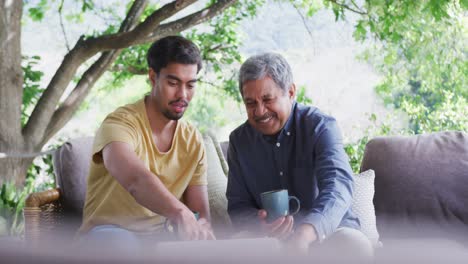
[226, 102, 360, 241]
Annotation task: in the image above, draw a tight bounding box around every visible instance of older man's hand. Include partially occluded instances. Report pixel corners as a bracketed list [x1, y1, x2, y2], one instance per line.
[257, 209, 294, 240]
[285, 224, 317, 255]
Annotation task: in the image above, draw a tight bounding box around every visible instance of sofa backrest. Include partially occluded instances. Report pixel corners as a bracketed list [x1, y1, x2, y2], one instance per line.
[360, 131, 468, 243]
[53, 137, 93, 216]
[220, 141, 229, 161]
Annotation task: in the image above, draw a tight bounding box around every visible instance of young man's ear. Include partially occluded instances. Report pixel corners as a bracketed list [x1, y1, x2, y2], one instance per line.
[148, 68, 157, 86]
[288, 83, 296, 100]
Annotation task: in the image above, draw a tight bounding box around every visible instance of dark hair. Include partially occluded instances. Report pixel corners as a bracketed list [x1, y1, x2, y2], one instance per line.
[146, 36, 202, 74]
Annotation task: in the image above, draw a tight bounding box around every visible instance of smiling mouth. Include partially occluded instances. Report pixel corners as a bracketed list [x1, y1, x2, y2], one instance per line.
[254, 113, 276, 124]
[256, 116, 273, 123]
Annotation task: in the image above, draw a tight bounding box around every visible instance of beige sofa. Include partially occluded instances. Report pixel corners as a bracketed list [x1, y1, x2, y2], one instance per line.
[24, 132, 381, 247]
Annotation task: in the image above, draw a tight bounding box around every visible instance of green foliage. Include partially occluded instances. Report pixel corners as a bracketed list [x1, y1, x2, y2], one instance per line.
[296, 85, 313, 105]
[0, 151, 55, 236]
[25, 0, 97, 23]
[111, 0, 265, 102]
[343, 0, 467, 173]
[22, 55, 45, 127]
[367, 2, 467, 133]
[289, 0, 324, 17]
[189, 0, 264, 102]
[0, 179, 34, 236]
[27, 0, 49, 21]
[184, 85, 230, 133]
[344, 114, 395, 173]
[0, 136, 57, 236]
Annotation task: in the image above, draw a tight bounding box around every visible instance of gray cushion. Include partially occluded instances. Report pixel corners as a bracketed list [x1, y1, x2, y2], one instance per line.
[202, 133, 232, 237]
[220, 141, 229, 162]
[53, 137, 93, 215]
[360, 131, 468, 242]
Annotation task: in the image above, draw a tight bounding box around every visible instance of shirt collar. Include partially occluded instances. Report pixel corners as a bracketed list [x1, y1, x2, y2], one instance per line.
[281, 101, 297, 137]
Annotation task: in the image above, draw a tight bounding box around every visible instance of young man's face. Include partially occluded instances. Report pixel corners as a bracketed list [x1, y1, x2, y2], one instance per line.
[242, 76, 296, 135]
[149, 63, 198, 121]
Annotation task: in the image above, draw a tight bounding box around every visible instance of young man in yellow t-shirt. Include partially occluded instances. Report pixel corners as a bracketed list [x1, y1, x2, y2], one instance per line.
[79, 36, 214, 244]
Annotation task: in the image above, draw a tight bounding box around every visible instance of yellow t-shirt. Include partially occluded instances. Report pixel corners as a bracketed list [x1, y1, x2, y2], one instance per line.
[78, 98, 207, 234]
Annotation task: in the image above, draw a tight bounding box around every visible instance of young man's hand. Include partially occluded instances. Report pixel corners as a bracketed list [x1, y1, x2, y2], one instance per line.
[257, 209, 294, 240]
[174, 210, 216, 240]
[197, 217, 216, 240]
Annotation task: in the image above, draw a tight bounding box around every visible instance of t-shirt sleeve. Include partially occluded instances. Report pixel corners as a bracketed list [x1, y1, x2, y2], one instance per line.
[189, 131, 208, 186]
[92, 112, 139, 164]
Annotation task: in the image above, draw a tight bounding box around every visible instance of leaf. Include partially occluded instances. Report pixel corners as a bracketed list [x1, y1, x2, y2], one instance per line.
[28, 7, 45, 21]
[461, 0, 468, 10]
[26, 0, 49, 21]
[353, 20, 368, 41]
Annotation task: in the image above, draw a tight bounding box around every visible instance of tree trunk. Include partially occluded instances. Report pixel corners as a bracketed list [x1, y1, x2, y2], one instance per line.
[0, 148, 33, 186]
[0, 0, 237, 185]
[0, 1, 25, 185]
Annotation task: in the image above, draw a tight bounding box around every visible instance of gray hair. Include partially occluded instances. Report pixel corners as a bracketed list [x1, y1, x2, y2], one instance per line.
[238, 52, 293, 95]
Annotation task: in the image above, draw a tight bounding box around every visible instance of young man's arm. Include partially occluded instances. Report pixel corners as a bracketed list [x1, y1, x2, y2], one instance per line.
[184, 185, 215, 239]
[102, 141, 206, 240]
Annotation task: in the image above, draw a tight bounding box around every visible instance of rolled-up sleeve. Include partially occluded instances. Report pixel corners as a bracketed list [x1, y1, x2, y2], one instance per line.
[299, 119, 354, 242]
[226, 135, 259, 231]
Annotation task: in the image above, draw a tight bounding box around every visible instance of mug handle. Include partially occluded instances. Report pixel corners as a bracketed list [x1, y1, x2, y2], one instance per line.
[288, 196, 301, 215]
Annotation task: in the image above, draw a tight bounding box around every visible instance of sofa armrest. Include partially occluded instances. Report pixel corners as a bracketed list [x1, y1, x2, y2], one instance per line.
[25, 188, 61, 208]
[23, 188, 62, 244]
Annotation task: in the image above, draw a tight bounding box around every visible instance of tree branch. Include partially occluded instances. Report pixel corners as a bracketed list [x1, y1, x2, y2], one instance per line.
[141, 0, 237, 44]
[111, 64, 147, 75]
[23, 0, 149, 146]
[291, 2, 315, 50]
[58, 0, 71, 51]
[41, 0, 150, 144]
[327, 0, 367, 15]
[82, 0, 197, 52]
[42, 51, 120, 144]
[24, 0, 236, 147]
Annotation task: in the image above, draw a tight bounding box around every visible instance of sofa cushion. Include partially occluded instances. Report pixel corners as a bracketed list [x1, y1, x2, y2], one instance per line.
[360, 131, 468, 243]
[53, 137, 93, 215]
[352, 169, 380, 247]
[202, 133, 232, 237]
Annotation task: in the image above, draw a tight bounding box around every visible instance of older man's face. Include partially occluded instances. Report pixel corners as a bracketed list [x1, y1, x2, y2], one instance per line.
[242, 76, 296, 135]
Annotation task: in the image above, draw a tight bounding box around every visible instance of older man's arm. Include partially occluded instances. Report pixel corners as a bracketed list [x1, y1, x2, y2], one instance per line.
[226, 139, 259, 231]
[293, 119, 355, 246]
[226, 137, 294, 238]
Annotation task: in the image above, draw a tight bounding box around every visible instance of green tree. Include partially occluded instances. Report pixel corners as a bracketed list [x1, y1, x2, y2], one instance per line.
[365, 2, 468, 133]
[1, 0, 465, 185]
[0, 0, 257, 185]
[318, 0, 467, 171]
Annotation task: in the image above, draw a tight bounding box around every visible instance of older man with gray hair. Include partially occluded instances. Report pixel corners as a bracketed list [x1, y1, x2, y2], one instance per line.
[226, 53, 372, 257]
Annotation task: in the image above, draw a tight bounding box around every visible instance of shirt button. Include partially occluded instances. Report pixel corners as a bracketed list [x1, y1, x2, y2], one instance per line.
[286, 132, 290, 136]
[280, 171, 283, 176]
[276, 142, 280, 147]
